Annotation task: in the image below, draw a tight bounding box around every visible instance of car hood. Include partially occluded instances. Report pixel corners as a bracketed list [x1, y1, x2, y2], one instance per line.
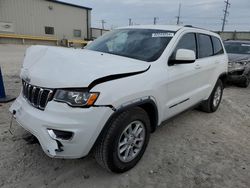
[228, 53, 250, 63]
[20, 46, 150, 89]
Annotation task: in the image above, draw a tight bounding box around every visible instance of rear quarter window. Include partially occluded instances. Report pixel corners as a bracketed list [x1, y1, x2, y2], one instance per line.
[212, 37, 224, 55]
[198, 34, 213, 58]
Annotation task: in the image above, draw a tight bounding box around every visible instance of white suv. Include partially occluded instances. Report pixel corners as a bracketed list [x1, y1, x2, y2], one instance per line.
[10, 25, 228, 173]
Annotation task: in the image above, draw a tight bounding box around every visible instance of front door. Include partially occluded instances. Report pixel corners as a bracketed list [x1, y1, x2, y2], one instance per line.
[164, 32, 202, 119]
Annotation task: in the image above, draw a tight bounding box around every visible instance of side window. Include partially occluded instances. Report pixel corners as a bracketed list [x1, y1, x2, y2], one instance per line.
[174, 33, 197, 55]
[212, 36, 224, 55]
[198, 34, 213, 58]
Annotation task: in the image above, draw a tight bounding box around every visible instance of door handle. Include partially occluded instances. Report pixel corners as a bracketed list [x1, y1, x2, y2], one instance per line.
[195, 65, 201, 69]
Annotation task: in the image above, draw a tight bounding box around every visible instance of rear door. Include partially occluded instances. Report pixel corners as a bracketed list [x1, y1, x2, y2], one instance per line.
[195, 34, 224, 99]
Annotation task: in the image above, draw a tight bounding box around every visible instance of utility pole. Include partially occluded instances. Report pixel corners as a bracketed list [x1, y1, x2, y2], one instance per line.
[176, 3, 181, 25]
[153, 17, 159, 25]
[101, 20, 106, 30]
[129, 18, 132, 26]
[221, 0, 230, 32]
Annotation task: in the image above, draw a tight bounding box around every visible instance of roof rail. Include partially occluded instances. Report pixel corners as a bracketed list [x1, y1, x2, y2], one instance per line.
[184, 25, 193, 27]
[184, 25, 210, 31]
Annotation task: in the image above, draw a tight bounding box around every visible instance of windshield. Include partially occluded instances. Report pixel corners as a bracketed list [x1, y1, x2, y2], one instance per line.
[85, 29, 174, 62]
[224, 42, 250, 55]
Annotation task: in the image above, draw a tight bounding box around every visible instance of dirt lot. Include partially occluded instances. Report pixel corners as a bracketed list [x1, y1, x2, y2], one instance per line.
[0, 44, 250, 188]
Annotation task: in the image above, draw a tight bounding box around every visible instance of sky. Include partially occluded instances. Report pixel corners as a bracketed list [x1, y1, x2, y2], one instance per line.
[58, 0, 250, 31]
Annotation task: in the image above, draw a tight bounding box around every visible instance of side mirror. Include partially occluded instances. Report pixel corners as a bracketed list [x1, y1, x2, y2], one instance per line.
[169, 49, 196, 65]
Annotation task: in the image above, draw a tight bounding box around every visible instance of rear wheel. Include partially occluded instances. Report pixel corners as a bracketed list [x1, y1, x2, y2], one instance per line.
[94, 107, 150, 173]
[199, 79, 223, 113]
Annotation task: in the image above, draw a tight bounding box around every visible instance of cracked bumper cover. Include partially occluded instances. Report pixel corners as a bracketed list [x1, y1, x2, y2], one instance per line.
[227, 66, 250, 83]
[9, 95, 113, 158]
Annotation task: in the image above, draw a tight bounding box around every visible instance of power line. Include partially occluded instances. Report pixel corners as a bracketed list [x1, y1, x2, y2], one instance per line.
[176, 3, 181, 25]
[221, 0, 231, 31]
[185, 2, 220, 7]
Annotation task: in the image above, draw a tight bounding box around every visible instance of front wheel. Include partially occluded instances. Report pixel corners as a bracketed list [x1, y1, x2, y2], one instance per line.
[237, 74, 250, 88]
[199, 79, 223, 113]
[94, 107, 151, 173]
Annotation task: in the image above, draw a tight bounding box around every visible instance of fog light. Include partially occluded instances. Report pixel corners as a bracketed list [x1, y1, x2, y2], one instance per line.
[47, 129, 73, 140]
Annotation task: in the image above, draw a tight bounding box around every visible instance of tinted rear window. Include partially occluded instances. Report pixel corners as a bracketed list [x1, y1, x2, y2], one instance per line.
[198, 34, 213, 58]
[212, 37, 224, 55]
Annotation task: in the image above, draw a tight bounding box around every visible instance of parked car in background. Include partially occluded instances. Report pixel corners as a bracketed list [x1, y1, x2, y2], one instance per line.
[10, 25, 228, 173]
[224, 40, 250, 88]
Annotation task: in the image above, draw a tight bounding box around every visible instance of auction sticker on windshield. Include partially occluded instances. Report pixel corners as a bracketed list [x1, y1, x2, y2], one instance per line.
[152, 32, 174, 38]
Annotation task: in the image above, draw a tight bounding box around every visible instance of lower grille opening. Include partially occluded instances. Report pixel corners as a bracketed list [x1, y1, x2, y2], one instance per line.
[47, 129, 74, 140]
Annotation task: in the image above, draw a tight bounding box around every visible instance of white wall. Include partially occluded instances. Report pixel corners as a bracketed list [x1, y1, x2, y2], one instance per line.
[0, 0, 91, 40]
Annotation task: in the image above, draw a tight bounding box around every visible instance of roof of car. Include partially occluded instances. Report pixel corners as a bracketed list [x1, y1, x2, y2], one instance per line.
[117, 25, 217, 34]
[118, 25, 183, 31]
[224, 40, 250, 43]
[116, 25, 221, 39]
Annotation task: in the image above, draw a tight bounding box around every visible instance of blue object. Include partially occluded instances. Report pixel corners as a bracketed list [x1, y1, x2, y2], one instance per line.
[0, 66, 15, 103]
[0, 66, 6, 98]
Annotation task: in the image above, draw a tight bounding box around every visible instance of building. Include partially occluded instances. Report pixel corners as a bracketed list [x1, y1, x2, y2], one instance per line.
[91, 28, 109, 39]
[0, 0, 92, 45]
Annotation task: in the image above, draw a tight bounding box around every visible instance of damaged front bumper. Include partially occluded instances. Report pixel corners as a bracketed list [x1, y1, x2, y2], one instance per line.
[9, 95, 113, 158]
[227, 66, 250, 84]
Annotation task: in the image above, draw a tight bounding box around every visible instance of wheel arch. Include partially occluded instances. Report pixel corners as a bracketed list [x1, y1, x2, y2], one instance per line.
[137, 101, 158, 133]
[90, 98, 159, 153]
[218, 72, 228, 88]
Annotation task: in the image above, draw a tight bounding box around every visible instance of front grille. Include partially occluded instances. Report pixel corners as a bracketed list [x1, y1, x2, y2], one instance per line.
[22, 81, 54, 110]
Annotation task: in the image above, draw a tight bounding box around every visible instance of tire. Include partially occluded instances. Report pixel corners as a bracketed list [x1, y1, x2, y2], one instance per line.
[94, 107, 151, 173]
[199, 79, 223, 113]
[237, 74, 250, 88]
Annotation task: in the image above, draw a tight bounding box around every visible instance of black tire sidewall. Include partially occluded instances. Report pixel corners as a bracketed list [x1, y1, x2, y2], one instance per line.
[106, 108, 151, 173]
[244, 76, 250, 88]
[237, 74, 250, 88]
[210, 80, 223, 112]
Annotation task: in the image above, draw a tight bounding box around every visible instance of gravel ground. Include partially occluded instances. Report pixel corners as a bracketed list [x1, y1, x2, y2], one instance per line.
[0, 44, 250, 188]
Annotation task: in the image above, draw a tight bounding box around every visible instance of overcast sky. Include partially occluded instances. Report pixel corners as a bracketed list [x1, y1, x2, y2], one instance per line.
[59, 0, 250, 31]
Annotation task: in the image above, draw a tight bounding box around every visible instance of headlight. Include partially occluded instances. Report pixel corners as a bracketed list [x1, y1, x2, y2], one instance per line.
[54, 89, 99, 107]
[228, 62, 247, 69]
